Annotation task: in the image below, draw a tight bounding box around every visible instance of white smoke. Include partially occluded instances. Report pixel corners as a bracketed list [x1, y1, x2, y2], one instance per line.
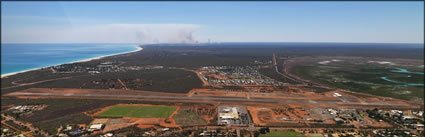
[2, 24, 200, 43]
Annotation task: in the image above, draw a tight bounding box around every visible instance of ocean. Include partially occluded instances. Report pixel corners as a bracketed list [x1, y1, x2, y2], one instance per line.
[1, 44, 140, 75]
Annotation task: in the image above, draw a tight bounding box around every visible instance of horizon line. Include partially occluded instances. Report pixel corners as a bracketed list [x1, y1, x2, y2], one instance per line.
[2, 42, 424, 45]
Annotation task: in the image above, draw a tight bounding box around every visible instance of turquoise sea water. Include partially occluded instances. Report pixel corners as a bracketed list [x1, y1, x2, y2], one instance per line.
[1, 44, 139, 75]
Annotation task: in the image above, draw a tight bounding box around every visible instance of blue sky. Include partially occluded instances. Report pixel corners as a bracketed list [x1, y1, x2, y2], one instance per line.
[1, 2, 424, 43]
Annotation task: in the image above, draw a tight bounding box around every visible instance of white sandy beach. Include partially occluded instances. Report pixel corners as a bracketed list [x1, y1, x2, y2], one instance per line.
[1, 46, 143, 78]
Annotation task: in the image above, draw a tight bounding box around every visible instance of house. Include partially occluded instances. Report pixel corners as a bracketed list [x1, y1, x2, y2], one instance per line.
[69, 129, 83, 136]
[101, 133, 115, 137]
[161, 128, 170, 132]
[402, 116, 414, 120]
[414, 124, 424, 130]
[334, 118, 345, 124]
[65, 125, 73, 131]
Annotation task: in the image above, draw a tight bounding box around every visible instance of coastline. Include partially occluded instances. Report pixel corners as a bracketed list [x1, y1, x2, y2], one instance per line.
[1, 45, 143, 78]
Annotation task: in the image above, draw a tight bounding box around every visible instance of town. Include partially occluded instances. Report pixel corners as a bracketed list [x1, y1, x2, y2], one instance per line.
[2, 102, 424, 137]
[198, 66, 284, 87]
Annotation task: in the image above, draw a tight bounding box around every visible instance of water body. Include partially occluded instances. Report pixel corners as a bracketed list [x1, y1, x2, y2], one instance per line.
[391, 68, 424, 75]
[380, 68, 424, 86]
[1, 44, 140, 75]
[380, 77, 424, 86]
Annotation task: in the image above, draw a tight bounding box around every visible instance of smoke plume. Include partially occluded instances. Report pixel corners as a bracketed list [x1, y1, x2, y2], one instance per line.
[2, 24, 200, 43]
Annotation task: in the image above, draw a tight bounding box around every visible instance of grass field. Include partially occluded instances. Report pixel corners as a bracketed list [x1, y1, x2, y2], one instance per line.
[96, 105, 177, 118]
[307, 134, 324, 137]
[260, 130, 305, 137]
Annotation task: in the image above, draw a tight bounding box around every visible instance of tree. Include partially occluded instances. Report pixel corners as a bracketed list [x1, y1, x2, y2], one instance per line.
[253, 131, 260, 137]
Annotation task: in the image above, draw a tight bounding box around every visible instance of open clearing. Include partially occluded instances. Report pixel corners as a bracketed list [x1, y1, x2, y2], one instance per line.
[96, 105, 176, 118]
[173, 108, 207, 125]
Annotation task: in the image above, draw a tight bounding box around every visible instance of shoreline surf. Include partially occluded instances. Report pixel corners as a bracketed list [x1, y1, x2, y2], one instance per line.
[1, 45, 143, 78]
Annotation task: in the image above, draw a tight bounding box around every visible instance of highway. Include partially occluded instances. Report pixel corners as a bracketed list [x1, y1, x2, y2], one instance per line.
[272, 53, 304, 84]
[9, 92, 409, 107]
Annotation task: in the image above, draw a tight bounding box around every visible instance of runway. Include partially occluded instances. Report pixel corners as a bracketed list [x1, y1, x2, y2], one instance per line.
[9, 92, 408, 107]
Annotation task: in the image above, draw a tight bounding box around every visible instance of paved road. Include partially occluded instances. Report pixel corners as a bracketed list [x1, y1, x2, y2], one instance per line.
[10, 92, 409, 107]
[273, 54, 333, 90]
[273, 53, 305, 85]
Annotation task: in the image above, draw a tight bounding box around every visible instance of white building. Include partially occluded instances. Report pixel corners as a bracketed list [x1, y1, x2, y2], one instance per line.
[89, 124, 103, 131]
[219, 107, 239, 119]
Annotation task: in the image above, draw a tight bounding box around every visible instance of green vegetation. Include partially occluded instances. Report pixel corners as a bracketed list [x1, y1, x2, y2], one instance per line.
[36, 69, 202, 93]
[308, 134, 324, 137]
[1, 69, 203, 94]
[260, 130, 304, 137]
[292, 62, 424, 101]
[173, 109, 206, 125]
[5, 120, 30, 131]
[33, 113, 92, 135]
[96, 105, 176, 118]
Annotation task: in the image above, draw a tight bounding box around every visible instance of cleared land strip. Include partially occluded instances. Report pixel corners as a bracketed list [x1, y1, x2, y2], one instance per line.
[2, 75, 89, 90]
[117, 78, 128, 90]
[6, 91, 409, 107]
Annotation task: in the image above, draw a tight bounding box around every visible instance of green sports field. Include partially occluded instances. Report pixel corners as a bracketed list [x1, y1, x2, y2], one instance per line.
[260, 130, 305, 137]
[96, 105, 176, 118]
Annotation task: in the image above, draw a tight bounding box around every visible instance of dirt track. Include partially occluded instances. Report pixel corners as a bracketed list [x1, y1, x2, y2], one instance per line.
[2, 75, 89, 90]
